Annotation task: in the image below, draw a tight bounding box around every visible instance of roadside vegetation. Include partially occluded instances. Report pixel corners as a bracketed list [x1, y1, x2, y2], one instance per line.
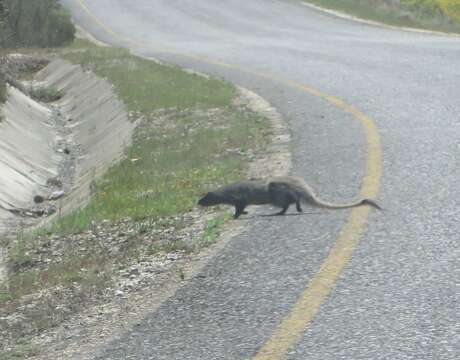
[0, 39, 269, 358]
[304, 0, 460, 33]
[0, 0, 74, 48]
[437, 0, 460, 23]
[0, 0, 75, 105]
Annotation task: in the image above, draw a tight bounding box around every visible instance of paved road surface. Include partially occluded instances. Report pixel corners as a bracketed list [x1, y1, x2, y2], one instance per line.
[62, 1, 459, 359]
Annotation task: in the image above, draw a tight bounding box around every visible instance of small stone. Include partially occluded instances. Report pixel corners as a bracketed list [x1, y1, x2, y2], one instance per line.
[49, 190, 65, 200]
[129, 267, 140, 276]
[34, 195, 45, 203]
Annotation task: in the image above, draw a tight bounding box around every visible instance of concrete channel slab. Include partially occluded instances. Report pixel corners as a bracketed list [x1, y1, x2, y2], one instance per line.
[0, 86, 58, 225]
[34, 59, 134, 217]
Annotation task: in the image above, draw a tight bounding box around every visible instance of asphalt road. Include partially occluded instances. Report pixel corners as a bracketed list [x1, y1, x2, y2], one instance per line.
[61, 1, 459, 359]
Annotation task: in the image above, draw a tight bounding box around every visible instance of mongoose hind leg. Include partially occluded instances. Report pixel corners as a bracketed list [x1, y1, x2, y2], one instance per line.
[296, 200, 303, 213]
[270, 191, 295, 216]
[273, 203, 290, 216]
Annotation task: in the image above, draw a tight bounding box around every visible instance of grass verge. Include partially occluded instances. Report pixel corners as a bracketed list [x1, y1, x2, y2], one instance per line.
[304, 0, 460, 33]
[0, 39, 269, 357]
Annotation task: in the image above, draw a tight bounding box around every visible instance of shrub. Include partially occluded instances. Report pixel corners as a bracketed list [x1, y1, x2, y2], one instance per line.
[29, 85, 63, 102]
[437, 0, 460, 22]
[0, 0, 75, 48]
[0, 0, 11, 46]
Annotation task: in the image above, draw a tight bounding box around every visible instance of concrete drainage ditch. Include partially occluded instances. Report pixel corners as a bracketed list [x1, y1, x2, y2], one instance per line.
[0, 58, 134, 283]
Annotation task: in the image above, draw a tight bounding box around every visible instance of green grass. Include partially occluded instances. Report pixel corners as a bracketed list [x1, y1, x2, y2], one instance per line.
[198, 215, 230, 248]
[39, 39, 266, 234]
[304, 0, 460, 33]
[63, 40, 235, 110]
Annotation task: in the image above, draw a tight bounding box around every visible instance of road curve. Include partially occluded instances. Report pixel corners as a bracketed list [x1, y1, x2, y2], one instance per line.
[61, 1, 459, 359]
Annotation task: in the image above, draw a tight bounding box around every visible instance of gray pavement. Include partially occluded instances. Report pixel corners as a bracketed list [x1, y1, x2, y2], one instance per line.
[61, 0, 459, 359]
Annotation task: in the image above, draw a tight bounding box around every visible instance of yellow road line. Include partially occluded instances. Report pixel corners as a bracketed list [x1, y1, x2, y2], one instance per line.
[76, 1, 382, 358]
[252, 83, 380, 360]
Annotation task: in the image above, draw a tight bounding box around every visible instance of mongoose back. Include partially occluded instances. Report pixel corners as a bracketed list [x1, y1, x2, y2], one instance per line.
[198, 176, 380, 218]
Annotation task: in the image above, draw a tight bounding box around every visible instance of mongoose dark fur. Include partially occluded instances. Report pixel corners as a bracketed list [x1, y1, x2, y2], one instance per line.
[198, 176, 381, 219]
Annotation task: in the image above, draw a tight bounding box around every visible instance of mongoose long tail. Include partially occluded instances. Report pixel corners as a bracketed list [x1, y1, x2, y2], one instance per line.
[269, 176, 381, 210]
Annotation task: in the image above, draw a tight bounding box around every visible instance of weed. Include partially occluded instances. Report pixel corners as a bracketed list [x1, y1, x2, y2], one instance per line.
[7, 270, 40, 299]
[200, 215, 228, 247]
[0, 288, 12, 303]
[29, 85, 63, 102]
[148, 239, 190, 255]
[8, 232, 35, 272]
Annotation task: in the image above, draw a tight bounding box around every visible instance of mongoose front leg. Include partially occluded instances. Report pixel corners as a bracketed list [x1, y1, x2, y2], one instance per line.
[234, 201, 247, 219]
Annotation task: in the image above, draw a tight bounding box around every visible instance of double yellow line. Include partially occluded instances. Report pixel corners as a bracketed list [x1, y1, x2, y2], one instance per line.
[76, 1, 382, 358]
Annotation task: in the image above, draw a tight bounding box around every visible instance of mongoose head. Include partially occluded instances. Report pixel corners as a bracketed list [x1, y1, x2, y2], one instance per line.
[198, 192, 221, 206]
